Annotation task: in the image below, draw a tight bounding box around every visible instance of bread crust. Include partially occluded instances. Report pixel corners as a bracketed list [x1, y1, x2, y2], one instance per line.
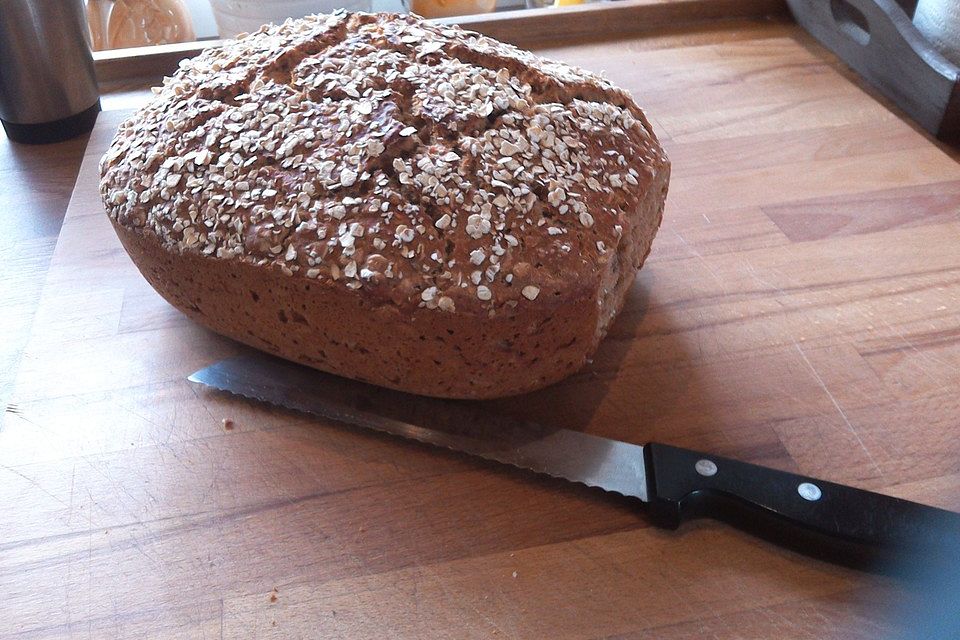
[100, 11, 669, 398]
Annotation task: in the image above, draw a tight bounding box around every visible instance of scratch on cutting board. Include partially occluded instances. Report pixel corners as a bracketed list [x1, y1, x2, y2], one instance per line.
[128, 531, 162, 570]
[189, 381, 224, 429]
[0, 463, 69, 507]
[793, 342, 882, 476]
[876, 315, 952, 388]
[79, 454, 149, 515]
[742, 257, 787, 301]
[67, 464, 77, 525]
[672, 230, 726, 290]
[116, 396, 172, 441]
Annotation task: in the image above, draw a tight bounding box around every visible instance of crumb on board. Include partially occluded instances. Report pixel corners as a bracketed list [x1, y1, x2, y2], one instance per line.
[511, 571, 518, 579]
[222, 418, 235, 431]
[269, 587, 278, 603]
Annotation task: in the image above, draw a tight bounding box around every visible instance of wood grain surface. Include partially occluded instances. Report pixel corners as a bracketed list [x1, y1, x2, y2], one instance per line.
[0, 133, 88, 415]
[4, 17, 960, 640]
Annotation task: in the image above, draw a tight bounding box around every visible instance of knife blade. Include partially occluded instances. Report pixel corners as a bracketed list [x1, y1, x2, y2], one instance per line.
[189, 353, 960, 572]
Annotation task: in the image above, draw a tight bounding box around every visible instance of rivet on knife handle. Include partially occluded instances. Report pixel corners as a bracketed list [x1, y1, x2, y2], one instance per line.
[643, 443, 960, 571]
[189, 354, 960, 575]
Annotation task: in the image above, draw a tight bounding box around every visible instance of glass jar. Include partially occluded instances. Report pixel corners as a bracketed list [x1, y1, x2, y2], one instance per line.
[87, 0, 195, 50]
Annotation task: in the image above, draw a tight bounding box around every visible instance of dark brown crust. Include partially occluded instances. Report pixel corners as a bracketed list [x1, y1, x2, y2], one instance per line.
[115, 223, 598, 397]
[111, 162, 667, 399]
[101, 12, 670, 398]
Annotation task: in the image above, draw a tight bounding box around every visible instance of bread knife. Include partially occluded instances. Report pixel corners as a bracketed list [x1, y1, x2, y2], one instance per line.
[189, 353, 960, 573]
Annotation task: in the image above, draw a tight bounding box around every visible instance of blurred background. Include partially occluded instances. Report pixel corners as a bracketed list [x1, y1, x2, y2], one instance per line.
[86, 0, 542, 50]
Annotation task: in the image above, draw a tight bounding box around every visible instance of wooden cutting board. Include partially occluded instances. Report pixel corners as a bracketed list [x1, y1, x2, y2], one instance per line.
[5, 17, 960, 639]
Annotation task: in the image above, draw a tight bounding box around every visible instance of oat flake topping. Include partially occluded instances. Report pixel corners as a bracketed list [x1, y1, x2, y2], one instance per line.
[100, 11, 666, 314]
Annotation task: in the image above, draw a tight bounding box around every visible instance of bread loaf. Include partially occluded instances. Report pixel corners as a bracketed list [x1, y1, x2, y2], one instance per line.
[100, 12, 670, 398]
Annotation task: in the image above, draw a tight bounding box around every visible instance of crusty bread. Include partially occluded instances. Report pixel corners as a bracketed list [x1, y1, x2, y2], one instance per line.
[100, 11, 670, 398]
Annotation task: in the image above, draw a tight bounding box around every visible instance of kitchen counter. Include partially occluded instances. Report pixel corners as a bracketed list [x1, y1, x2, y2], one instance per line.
[4, 5, 960, 637]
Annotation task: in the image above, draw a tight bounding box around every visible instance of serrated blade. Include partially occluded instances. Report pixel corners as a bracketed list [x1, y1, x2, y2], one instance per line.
[188, 353, 648, 502]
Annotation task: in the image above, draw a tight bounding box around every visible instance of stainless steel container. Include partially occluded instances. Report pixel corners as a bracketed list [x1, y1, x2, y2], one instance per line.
[0, 0, 101, 144]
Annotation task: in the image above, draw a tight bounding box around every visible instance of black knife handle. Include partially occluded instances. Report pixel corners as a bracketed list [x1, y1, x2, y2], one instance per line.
[643, 443, 960, 571]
